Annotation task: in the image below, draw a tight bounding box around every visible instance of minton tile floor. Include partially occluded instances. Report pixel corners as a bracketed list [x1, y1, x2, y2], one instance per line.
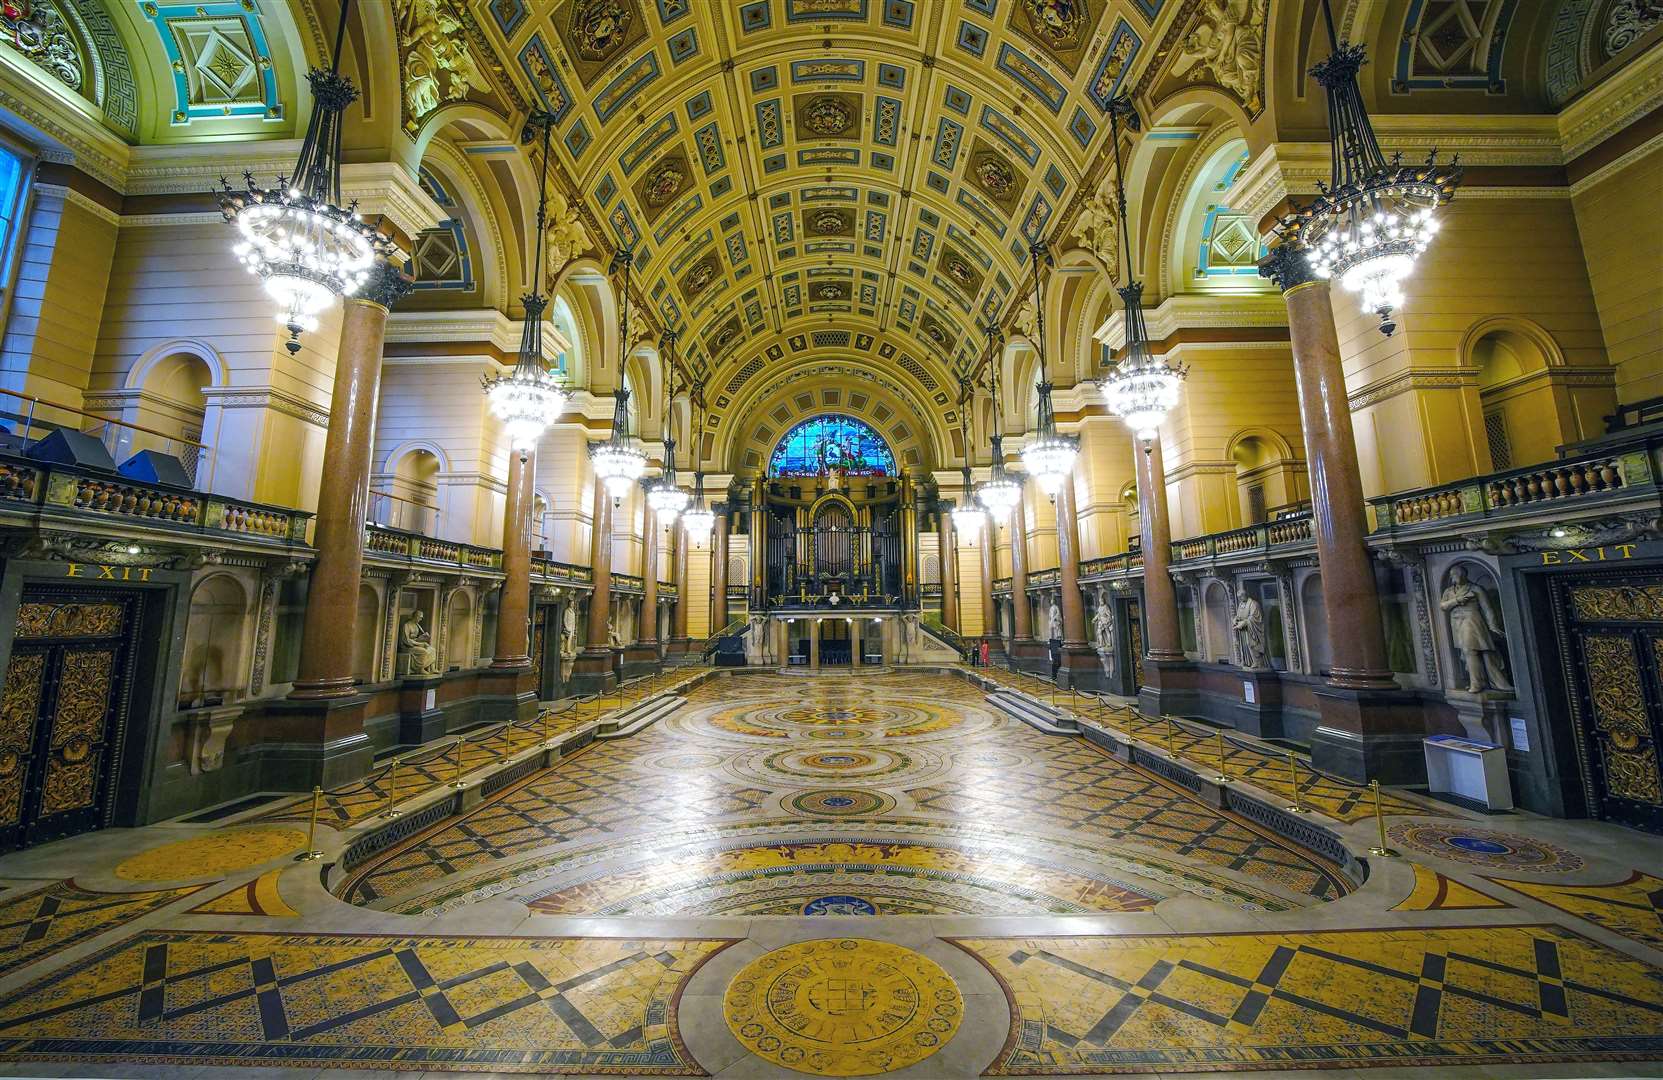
[0, 669, 1659, 1079]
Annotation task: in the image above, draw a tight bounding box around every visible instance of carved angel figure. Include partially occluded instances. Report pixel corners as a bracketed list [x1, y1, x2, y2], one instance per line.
[1072, 192, 1119, 275]
[545, 193, 591, 276]
[399, 0, 486, 122]
[1170, 0, 1267, 111]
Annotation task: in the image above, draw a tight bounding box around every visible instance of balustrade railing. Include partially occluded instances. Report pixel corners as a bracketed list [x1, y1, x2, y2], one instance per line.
[363, 523, 500, 570]
[1373, 446, 1654, 533]
[1167, 511, 1315, 565]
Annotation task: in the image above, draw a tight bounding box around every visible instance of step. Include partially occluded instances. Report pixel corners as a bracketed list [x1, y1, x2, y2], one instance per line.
[594, 694, 683, 739]
[986, 690, 1078, 735]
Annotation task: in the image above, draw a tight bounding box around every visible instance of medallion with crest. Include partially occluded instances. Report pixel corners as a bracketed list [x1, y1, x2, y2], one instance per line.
[630, 148, 692, 222]
[964, 137, 1024, 211]
[1009, 0, 1104, 74]
[792, 92, 862, 139]
[555, 0, 646, 85]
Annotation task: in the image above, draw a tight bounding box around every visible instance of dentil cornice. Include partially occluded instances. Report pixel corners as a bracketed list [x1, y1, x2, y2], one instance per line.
[125, 141, 301, 196]
[0, 56, 129, 190]
[1559, 40, 1663, 161]
[386, 309, 572, 360]
[1094, 294, 1289, 349]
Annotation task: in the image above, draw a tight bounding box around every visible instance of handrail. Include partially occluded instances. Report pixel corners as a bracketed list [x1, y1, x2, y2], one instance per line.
[0, 386, 208, 449]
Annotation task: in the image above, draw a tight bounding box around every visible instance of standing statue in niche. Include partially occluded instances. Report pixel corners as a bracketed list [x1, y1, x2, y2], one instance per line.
[399, 610, 439, 675]
[902, 612, 920, 660]
[746, 613, 767, 665]
[607, 613, 623, 649]
[561, 604, 578, 658]
[1440, 565, 1513, 693]
[1232, 586, 1268, 669]
[1047, 598, 1063, 641]
[1092, 589, 1115, 654]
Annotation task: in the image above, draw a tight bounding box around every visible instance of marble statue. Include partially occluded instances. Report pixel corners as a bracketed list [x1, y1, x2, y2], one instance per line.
[561, 604, 577, 658]
[607, 614, 623, 649]
[902, 613, 920, 658]
[1071, 191, 1119, 276]
[1232, 587, 1268, 669]
[1092, 592, 1114, 653]
[1170, 0, 1267, 112]
[1047, 599, 1063, 641]
[399, 610, 438, 675]
[746, 613, 767, 664]
[396, 0, 485, 123]
[1440, 565, 1513, 693]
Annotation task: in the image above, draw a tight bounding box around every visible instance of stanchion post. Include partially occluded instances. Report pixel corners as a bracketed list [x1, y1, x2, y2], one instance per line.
[450, 739, 466, 789]
[382, 761, 403, 819]
[1213, 730, 1231, 783]
[1285, 752, 1308, 813]
[295, 786, 325, 861]
[1367, 780, 1399, 857]
[1164, 717, 1174, 754]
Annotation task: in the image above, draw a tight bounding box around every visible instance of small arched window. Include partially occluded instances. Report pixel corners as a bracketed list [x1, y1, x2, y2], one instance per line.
[768, 415, 896, 478]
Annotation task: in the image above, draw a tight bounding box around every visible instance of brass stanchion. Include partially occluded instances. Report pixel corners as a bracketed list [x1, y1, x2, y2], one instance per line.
[1368, 780, 1399, 857]
[1163, 717, 1175, 754]
[1285, 752, 1309, 813]
[450, 739, 466, 789]
[541, 708, 551, 749]
[381, 761, 403, 819]
[1213, 730, 1231, 783]
[295, 786, 324, 861]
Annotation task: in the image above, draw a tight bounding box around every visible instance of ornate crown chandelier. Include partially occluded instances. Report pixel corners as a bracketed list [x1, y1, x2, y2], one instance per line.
[950, 374, 986, 535]
[680, 384, 716, 544]
[483, 110, 568, 456]
[590, 248, 649, 499]
[644, 330, 690, 523]
[1281, 0, 1462, 336]
[1099, 94, 1184, 447]
[218, 0, 389, 355]
[975, 324, 1022, 523]
[1018, 239, 1077, 497]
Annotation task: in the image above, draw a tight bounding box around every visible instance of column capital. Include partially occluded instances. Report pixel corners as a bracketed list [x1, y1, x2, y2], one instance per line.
[1258, 243, 1319, 294]
[357, 257, 416, 311]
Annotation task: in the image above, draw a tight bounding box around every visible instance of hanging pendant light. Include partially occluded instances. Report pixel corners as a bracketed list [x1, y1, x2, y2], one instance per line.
[219, 0, 390, 355]
[681, 383, 716, 544]
[976, 323, 1022, 522]
[483, 110, 568, 456]
[645, 330, 690, 523]
[1283, 0, 1462, 336]
[1017, 239, 1077, 497]
[590, 248, 648, 499]
[1098, 94, 1185, 448]
[950, 374, 986, 534]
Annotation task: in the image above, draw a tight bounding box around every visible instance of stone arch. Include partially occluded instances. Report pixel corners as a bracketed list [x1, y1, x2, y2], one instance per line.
[1300, 573, 1332, 677]
[445, 588, 475, 670]
[352, 583, 382, 684]
[180, 572, 250, 707]
[1463, 316, 1580, 471]
[1202, 579, 1234, 664]
[1227, 426, 1304, 523]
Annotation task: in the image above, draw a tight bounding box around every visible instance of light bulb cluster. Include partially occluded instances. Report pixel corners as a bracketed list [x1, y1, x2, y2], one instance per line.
[225, 188, 380, 351]
[681, 501, 715, 544]
[976, 473, 1021, 522]
[1101, 358, 1182, 444]
[485, 370, 567, 453]
[1021, 434, 1078, 498]
[950, 500, 986, 535]
[591, 441, 648, 499]
[646, 479, 690, 523]
[1304, 191, 1442, 336]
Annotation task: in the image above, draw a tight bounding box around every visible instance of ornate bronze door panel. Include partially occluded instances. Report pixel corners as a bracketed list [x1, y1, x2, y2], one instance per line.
[1556, 577, 1663, 832]
[1128, 601, 1145, 689]
[0, 588, 141, 848]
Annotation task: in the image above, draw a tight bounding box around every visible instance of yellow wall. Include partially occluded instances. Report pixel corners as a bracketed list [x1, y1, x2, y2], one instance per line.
[1572, 139, 1663, 405]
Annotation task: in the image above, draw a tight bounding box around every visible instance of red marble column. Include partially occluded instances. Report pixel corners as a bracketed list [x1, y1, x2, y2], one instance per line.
[491, 448, 535, 667]
[710, 505, 730, 632]
[1055, 477, 1100, 689]
[291, 261, 410, 699]
[638, 500, 659, 645]
[570, 478, 617, 693]
[670, 522, 690, 652]
[1135, 436, 1185, 663]
[937, 505, 959, 632]
[979, 516, 1003, 659]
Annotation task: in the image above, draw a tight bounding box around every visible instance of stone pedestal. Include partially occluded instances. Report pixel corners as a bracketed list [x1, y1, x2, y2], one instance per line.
[185, 704, 243, 775]
[569, 647, 618, 696]
[477, 666, 539, 723]
[1450, 691, 1514, 745]
[1310, 685, 1430, 785]
[1227, 667, 1284, 739]
[1137, 658, 1198, 719]
[260, 696, 374, 790]
[1008, 637, 1046, 674]
[396, 675, 446, 746]
[621, 642, 660, 680]
[1056, 644, 1106, 691]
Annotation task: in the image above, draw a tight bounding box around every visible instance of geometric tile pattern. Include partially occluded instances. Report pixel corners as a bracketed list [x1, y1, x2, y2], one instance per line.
[187, 868, 300, 917]
[979, 669, 1426, 822]
[260, 669, 707, 828]
[0, 880, 206, 979]
[0, 931, 734, 1073]
[114, 828, 306, 881]
[1490, 870, 1663, 950]
[952, 926, 1663, 1073]
[1392, 864, 1511, 911]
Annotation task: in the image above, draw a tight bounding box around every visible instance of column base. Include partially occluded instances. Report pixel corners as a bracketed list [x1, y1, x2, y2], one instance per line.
[664, 636, 693, 656]
[1007, 638, 1047, 674]
[1136, 657, 1199, 718]
[1055, 644, 1108, 691]
[568, 648, 619, 696]
[1227, 667, 1286, 739]
[476, 666, 538, 724]
[1309, 684, 1431, 785]
[622, 642, 662, 680]
[396, 675, 447, 745]
[258, 695, 374, 791]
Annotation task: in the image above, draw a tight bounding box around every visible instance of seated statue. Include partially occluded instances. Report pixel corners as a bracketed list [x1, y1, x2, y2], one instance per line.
[399, 610, 438, 676]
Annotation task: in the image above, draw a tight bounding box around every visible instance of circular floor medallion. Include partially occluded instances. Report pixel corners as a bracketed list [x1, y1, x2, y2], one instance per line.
[115, 827, 307, 881]
[1386, 823, 1584, 872]
[759, 746, 914, 783]
[801, 895, 879, 916]
[785, 788, 896, 817]
[724, 938, 961, 1076]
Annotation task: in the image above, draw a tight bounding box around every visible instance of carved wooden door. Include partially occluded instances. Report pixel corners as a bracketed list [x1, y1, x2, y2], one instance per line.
[1127, 600, 1145, 689]
[0, 588, 141, 848]
[1556, 576, 1663, 832]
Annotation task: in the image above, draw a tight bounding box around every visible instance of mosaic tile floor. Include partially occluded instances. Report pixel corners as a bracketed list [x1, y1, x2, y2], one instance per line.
[0, 668, 1658, 1078]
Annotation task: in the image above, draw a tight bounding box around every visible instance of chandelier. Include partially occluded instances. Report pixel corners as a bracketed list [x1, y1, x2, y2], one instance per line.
[681, 384, 716, 543]
[644, 330, 690, 523]
[590, 248, 648, 499]
[950, 375, 986, 534]
[1017, 239, 1077, 497]
[976, 324, 1023, 521]
[483, 111, 567, 456]
[1281, 0, 1462, 336]
[1099, 94, 1184, 447]
[218, 0, 388, 355]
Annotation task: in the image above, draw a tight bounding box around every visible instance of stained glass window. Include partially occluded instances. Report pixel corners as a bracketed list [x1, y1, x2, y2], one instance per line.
[769, 415, 896, 478]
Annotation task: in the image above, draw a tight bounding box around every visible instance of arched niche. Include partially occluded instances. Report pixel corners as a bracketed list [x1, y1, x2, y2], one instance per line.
[352, 584, 381, 685]
[1300, 573, 1333, 677]
[1464, 317, 1600, 472]
[1202, 579, 1234, 664]
[378, 445, 444, 535]
[445, 589, 475, 671]
[180, 573, 250, 707]
[1228, 428, 1304, 524]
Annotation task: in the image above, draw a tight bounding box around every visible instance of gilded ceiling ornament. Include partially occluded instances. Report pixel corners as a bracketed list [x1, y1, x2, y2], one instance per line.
[973, 156, 1017, 197]
[543, 191, 590, 276]
[682, 254, 719, 296]
[1, 1, 83, 92]
[1021, 0, 1087, 49]
[810, 208, 850, 235]
[569, 0, 635, 61]
[1071, 191, 1120, 277]
[1170, 0, 1268, 113]
[1604, 0, 1663, 55]
[802, 95, 854, 136]
[944, 257, 976, 288]
[640, 159, 686, 207]
[397, 0, 486, 124]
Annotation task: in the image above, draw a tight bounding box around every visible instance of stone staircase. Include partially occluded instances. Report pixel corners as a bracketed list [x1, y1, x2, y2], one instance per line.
[985, 689, 1078, 735]
[593, 694, 684, 739]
